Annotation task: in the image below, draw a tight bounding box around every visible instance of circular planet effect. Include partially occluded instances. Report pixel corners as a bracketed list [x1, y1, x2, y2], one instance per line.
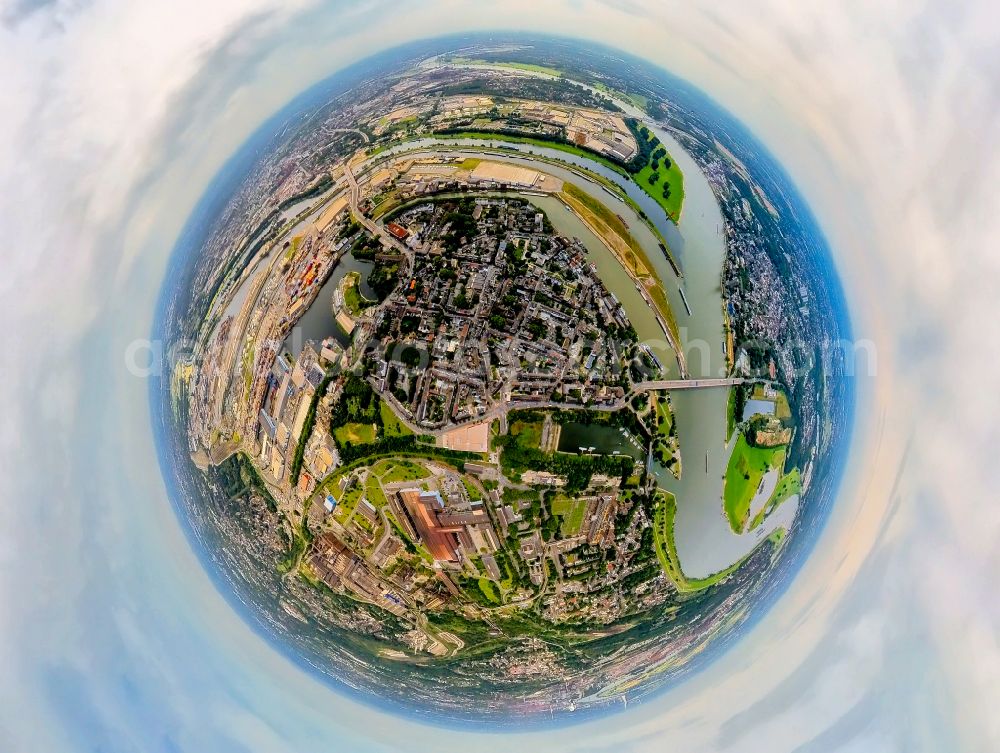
[152, 34, 854, 728]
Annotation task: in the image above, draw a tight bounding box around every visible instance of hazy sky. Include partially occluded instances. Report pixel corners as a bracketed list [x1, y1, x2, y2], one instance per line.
[1, 1, 998, 751]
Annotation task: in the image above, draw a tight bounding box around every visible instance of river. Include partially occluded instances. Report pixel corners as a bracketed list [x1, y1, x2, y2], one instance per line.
[306, 116, 795, 578]
[371, 113, 796, 578]
[636, 116, 798, 579]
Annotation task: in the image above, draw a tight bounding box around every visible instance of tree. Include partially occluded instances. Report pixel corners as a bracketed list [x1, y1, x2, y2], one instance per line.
[400, 315, 420, 335]
[367, 259, 400, 300]
[400, 346, 423, 368]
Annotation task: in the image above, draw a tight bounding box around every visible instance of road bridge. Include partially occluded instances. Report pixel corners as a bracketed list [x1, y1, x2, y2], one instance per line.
[343, 161, 413, 270]
[373, 378, 745, 439]
[632, 377, 743, 391]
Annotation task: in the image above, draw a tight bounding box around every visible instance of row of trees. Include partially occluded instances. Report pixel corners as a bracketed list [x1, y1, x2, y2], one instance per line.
[335, 431, 481, 468]
[288, 374, 334, 485]
[497, 433, 633, 493]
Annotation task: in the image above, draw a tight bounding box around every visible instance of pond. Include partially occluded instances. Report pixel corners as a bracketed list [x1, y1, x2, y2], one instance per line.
[557, 422, 645, 460]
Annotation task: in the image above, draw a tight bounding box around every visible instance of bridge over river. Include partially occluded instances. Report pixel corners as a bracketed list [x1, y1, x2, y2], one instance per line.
[632, 378, 743, 392]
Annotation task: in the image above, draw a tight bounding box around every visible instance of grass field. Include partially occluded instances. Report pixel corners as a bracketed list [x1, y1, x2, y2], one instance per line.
[775, 390, 792, 420]
[463, 477, 483, 501]
[562, 184, 648, 281]
[653, 393, 672, 437]
[333, 423, 377, 446]
[652, 492, 683, 586]
[342, 272, 374, 317]
[380, 401, 412, 438]
[322, 468, 351, 498]
[333, 483, 364, 524]
[652, 492, 747, 592]
[375, 459, 430, 484]
[432, 131, 631, 176]
[365, 475, 388, 508]
[628, 120, 685, 222]
[749, 467, 801, 530]
[562, 183, 681, 348]
[636, 155, 684, 222]
[496, 61, 563, 77]
[508, 419, 543, 451]
[723, 434, 785, 533]
[628, 93, 650, 110]
[550, 494, 588, 537]
[384, 511, 433, 563]
[430, 124, 684, 225]
[726, 387, 738, 442]
[478, 577, 500, 603]
[284, 235, 302, 264]
[448, 57, 564, 78]
[401, 131, 681, 263]
[563, 183, 645, 271]
[370, 192, 404, 220]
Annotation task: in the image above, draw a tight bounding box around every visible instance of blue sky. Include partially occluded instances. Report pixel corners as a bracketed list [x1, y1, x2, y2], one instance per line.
[1, 1, 998, 751]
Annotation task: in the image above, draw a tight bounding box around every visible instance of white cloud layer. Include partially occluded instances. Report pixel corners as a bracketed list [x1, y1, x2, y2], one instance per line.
[0, 1, 998, 751]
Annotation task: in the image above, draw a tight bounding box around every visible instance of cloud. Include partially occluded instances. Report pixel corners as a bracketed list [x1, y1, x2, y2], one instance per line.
[0, 0, 998, 751]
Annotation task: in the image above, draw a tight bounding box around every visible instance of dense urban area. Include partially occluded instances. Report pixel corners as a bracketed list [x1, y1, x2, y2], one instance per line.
[160, 38, 852, 720]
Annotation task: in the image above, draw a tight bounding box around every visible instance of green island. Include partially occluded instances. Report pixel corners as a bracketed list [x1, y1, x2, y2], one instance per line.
[723, 385, 801, 534]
